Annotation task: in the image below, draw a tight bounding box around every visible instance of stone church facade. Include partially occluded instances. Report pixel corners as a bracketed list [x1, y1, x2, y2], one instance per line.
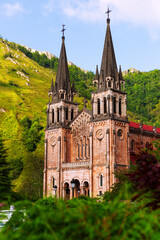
[43, 16, 160, 199]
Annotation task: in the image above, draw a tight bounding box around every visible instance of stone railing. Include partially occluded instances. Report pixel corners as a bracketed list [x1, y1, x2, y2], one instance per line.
[62, 161, 90, 168]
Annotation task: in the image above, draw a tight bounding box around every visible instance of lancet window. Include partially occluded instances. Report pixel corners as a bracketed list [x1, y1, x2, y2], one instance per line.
[104, 97, 107, 114]
[57, 108, 59, 122]
[52, 109, 54, 123]
[97, 98, 100, 115]
[119, 99, 122, 115]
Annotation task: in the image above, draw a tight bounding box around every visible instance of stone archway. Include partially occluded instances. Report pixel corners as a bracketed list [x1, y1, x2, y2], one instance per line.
[83, 181, 89, 196]
[64, 182, 70, 200]
[74, 179, 80, 198]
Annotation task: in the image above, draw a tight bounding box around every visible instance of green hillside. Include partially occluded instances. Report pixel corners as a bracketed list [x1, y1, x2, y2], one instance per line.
[0, 38, 160, 200]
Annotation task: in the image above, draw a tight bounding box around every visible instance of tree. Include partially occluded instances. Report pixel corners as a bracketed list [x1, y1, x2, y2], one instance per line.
[0, 134, 11, 201]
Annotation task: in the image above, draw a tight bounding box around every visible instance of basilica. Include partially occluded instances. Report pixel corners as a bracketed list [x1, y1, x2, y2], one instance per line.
[43, 15, 160, 199]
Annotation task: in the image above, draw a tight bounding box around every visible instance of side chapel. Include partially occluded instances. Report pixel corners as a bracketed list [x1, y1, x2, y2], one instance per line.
[43, 13, 160, 199]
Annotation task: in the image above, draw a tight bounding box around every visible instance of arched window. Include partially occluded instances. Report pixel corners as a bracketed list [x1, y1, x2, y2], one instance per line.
[52, 178, 55, 188]
[104, 97, 107, 114]
[113, 97, 116, 114]
[65, 107, 68, 120]
[97, 99, 100, 115]
[100, 174, 103, 187]
[52, 109, 54, 123]
[108, 81, 111, 88]
[119, 99, 122, 115]
[71, 109, 74, 121]
[87, 138, 90, 158]
[77, 143, 80, 158]
[131, 140, 135, 152]
[83, 136, 86, 158]
[80, 139, 83, 158]
[57, 108, 59, 122]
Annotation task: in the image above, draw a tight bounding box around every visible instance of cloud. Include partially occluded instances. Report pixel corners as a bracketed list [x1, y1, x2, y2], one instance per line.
[43, 0, 54, 16]
[3, 2, 24, 17]
[61, 0, 160, 39]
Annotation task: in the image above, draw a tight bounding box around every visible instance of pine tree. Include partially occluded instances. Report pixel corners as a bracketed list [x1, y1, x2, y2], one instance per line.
[0, 134, 11, 200]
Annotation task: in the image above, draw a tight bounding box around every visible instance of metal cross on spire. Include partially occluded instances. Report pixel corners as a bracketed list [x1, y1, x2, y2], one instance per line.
[105, 6, 111, 19]
[61, 24, 66, 38]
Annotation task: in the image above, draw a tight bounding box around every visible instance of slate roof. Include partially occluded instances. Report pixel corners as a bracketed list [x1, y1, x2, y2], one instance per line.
[55, 36, 71, 97]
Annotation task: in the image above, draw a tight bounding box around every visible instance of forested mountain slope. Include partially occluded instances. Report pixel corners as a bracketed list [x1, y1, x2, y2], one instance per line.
[0, 38, 159, 200]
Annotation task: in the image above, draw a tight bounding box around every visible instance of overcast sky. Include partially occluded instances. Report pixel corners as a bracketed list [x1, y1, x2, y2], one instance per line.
[0, 0, 160, 72]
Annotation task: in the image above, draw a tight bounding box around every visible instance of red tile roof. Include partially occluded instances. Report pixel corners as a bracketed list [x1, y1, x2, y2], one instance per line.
[157, 128, 160, 133]
[143, 125, 153, 132]
[129, 122, 139, 128]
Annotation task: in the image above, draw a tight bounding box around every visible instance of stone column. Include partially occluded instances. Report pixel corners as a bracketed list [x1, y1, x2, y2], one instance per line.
[101, 99, 104, 115]
[124, 99, 127, 117]
[94, 101, 97, 116]
[64, 136, 66, 163]
[106, 129, 110, 191]
[112, 130, 116, 184]
[107, 96, 110, 115]
[43, 139, 48, 197]
[89, 132, 93, 197]
[57, 137, 61, 198]
[60, 106, 62, 123]
[47, 109, 49, 127]
[55, 108, 57, 123]
[110, 96, 113, 115]
[62, 106, 65, 123]
[116, 100, 119, 117]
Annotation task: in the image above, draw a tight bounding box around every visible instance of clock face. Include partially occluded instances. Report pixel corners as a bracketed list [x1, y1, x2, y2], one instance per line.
[96, 129, 104, 140]
[117, 129, 123, 140]
[50, 136, 57, 147]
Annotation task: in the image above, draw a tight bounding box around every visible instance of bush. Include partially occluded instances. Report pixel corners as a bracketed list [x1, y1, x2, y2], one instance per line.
[3, 52, 13, 59]
[1, 196, 160, 240]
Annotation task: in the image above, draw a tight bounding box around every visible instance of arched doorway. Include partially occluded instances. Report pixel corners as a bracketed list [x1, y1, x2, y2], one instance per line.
[83, 181, 89, 196]
[64, 182, 70, 200]
[74, 179, 80, 198]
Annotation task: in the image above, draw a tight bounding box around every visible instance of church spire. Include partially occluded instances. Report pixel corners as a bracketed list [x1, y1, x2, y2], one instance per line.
[99, 8, 118, 87]
[54, 25, 72, 101]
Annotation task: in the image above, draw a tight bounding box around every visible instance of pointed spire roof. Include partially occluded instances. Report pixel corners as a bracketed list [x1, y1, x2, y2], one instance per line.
[55, 35, 71, 97]
[95, 65, 99, 80]
[99, 15, 118, 83]
[119, 65, 123, 80]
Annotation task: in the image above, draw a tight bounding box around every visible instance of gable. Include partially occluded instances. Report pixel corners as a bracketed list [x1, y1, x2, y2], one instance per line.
[70, 109, 91, 130]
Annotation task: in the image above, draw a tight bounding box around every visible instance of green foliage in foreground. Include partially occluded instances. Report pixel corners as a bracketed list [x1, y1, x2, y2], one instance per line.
[1, 195, 160, 240]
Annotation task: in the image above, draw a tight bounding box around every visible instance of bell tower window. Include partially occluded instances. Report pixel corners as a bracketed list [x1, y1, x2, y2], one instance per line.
[65, 107, 68, 120]
[52, 109, 54, 123]
[113, 97, 116, 114]
[104, 97, 107, 114]
[71, 109, 74, 121]
[57, 108, 59, 122]
[97, 99, 100, 115]
[119, 99, 122, 115]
